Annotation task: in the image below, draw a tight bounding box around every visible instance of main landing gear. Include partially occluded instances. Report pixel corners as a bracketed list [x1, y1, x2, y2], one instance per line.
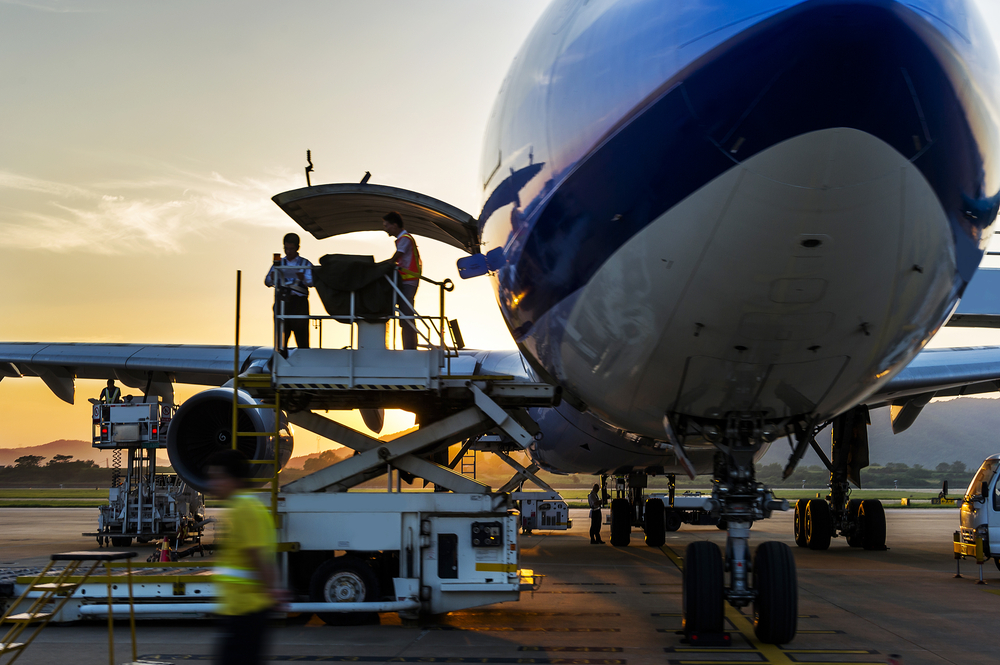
[789, 406, 887, 551]
[680, 417, 797, 645]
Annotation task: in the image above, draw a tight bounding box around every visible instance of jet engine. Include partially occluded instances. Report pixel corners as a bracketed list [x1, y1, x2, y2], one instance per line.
[166, 387, 294, 493]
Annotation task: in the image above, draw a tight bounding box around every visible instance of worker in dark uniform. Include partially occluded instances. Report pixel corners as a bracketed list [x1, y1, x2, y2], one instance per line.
[382, 211, 422, 350]
[588, 484, 604, 544]
[99, 379, 122, 404]
[265, 233, 314, 349]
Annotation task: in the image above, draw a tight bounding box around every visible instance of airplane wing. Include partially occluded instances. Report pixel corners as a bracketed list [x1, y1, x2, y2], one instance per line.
[865, 345, 1000, 433]
[0, 342, 272, 405]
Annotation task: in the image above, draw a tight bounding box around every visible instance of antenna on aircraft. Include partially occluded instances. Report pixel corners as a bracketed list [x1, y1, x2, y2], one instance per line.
[305, 150, 314, 187]
[360, 171, 371, 185]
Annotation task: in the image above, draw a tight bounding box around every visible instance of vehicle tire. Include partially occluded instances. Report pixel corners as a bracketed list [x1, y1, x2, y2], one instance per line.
[752, 541, 797, 644]
[610, 498, 631, 547]
[994, 557, 1000, 573]
[805, 500, 832, 550]
[859, 500, 887, 551]
[309, 556, 381, 626]
[793, 500, 808, 548]
[644, 499, 666, 547]
[716, 518, 728, 531]
[110, 537, 132, 548]
[845, 499, 864, 548]
[665, 510, 683, 532]
[683, 541, 724, 635]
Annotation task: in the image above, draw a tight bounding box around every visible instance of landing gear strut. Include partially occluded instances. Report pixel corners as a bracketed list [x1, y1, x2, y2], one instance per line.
[680, 416, 796, 645]
[789, 407, 886, 551]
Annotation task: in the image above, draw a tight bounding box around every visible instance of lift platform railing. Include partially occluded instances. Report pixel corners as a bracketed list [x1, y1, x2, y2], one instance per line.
[269, 262, 463, 358]
[231, 271, 284, 521]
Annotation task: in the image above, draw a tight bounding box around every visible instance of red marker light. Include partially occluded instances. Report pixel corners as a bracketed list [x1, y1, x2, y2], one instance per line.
[152, 427, 158, 435]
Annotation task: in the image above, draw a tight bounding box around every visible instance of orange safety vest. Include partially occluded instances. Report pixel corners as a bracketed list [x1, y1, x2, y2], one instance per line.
[396, 230, 422, 282]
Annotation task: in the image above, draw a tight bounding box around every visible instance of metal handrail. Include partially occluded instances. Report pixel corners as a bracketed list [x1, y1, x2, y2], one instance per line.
[269, 263, 459, 357]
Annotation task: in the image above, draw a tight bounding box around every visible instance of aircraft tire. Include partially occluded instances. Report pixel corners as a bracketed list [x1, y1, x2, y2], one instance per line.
[859, 500, 887, 550]
[793, 500, 808, 547]
[665, 510, 683, 532]
[110, 537, 132, 547]
[752, 541, 798, 645]
[309, 556, 381, 626]
[644, 498, 666, 547]
[805, 500, 832, 550]
[682, 541, 724, 635]
[610, 498, 631, 547]
[845, 499, 864, 547]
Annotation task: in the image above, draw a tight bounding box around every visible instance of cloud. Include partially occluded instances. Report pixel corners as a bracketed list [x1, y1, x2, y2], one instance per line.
[0, 0, 99, 12]
[0, 168, 299, 254]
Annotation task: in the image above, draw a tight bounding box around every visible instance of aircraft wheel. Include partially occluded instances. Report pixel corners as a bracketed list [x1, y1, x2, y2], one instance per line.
[665, 510, 683, 532]
[793, 500, 808, 547]
[610, 498, 631, 547]
[752, 541, 797, 644]
[682, 541, 723, 635]
[110, 537, 132, 547]
[644, 499, 666, 547]
[309, 556, 381, 626]
[845, 499, 864, 547]
[859, 500, 887, 550]
[716, 518, 727, 530]
[804, 500, 832, 550]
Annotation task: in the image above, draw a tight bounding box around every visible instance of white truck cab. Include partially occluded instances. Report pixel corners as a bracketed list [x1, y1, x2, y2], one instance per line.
[958, 454, 1000, 567]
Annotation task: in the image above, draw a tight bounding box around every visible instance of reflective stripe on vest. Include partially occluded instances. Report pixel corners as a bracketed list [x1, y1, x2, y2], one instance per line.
[101, 387, 120, 403]
[215, 567, 257, 584]
[397, 230, 422, 281]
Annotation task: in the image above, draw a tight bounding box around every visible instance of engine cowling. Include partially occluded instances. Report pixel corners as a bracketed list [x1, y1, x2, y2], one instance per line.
[166, 388, 294, 493]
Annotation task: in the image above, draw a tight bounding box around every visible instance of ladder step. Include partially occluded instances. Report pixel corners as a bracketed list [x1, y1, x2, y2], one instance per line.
[5, 612, 52, 622]
[0, 643, 25, 654]
[31, 582, 80, 593]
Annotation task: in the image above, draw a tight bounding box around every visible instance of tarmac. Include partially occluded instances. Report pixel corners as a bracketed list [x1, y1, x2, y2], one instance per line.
[0, 506, 994, 665]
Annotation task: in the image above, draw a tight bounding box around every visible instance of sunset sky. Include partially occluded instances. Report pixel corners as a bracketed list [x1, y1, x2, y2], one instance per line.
[2, 1, 1000, 454]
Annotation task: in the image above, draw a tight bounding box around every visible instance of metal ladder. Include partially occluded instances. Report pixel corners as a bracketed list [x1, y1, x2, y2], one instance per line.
[0, 551, 137, 665]
[460, 449, 477, 479]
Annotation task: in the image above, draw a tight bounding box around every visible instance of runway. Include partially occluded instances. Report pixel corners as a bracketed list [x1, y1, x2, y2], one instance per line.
[0, 507, 993, 664]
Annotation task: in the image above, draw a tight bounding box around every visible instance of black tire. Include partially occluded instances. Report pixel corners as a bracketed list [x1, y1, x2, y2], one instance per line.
[610, 498, 631, 547]
[665, 510, 683, 532]
[793, 500, 808, 547]
[683, 541, 724, 635]
[644, 499, 666, 547]
[859, 500, 887, 550]
[716, 518, 728, 530]
[309, 556, 381, 626]
[752, 541, 798, 644]
[805, 500, 832, 550]
[110, 536, 132, 548]
[994, 557, 1000, 573]
[845, 499, 864, 548]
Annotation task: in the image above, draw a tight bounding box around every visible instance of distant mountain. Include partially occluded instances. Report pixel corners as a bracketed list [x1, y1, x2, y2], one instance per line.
[0, 440, 113, 467]
[758, 396, 1000, 471]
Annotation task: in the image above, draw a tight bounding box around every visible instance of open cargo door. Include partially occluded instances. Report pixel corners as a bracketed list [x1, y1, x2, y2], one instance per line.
[273, 184, 480, 254]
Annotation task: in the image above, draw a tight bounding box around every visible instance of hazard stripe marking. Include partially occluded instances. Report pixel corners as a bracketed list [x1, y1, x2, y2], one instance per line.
[141, 657, 626, 664]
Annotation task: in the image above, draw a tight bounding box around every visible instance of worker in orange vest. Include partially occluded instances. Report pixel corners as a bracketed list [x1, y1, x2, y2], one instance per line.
[383, 211, 422, 350]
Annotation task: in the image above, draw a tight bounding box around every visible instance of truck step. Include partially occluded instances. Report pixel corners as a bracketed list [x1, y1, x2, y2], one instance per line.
[31, 582, 80, 593]
[4, 612, 53, 622]
[0, 642, 25, 654]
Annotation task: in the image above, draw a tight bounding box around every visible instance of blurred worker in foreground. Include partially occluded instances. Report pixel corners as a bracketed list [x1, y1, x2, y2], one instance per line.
[208, 449, 285, 665]
[265, 232, 314, 348]
[588, 484, 604, 544]
[383, 211, 421, 350]
[99, 379, 122, 404]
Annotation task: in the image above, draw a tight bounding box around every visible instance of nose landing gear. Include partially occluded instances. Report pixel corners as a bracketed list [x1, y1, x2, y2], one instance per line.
[681, 422, 797, 645]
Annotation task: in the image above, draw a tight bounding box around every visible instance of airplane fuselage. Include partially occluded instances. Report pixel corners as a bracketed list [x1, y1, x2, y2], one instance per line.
[479, 0, 1000, 449]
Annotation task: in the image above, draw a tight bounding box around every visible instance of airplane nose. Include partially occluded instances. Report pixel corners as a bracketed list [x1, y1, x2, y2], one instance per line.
[680, 0, 999, 279]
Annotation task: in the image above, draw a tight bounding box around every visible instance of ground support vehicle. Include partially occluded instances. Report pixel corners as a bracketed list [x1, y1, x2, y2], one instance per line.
[86, 400, 205, 548]
[513, 492, 571, 534]
[647, 491, 718, 533]
[955, 454, 1000, 577]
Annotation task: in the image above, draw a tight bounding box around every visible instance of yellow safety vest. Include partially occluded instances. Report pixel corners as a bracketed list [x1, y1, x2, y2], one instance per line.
[215, 492, 277, 615]
[396, 230, 422, 282]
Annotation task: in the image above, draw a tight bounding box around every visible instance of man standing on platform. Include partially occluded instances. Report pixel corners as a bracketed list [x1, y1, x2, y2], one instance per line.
[383, 211, 422, 350]
[265, 232, 314, 349]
